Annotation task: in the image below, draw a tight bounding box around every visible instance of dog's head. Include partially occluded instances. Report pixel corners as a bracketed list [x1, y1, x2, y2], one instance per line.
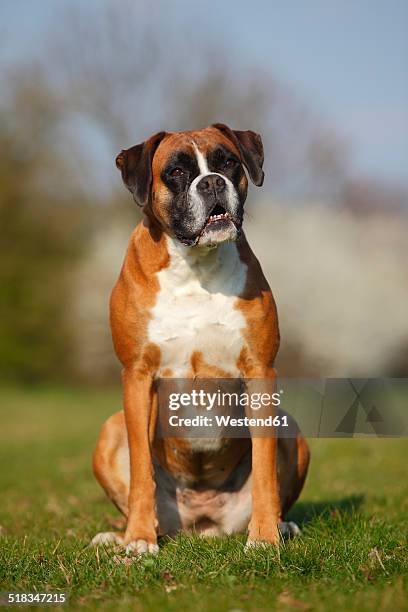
[116, 124, 264, 247]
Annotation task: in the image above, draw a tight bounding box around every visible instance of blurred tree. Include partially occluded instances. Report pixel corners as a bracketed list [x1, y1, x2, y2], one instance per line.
[0, 71, 91, 383]
[342, 178, 408, 216]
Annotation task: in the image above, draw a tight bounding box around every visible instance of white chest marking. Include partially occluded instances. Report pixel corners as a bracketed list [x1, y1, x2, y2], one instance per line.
[148, 237, 247, 377]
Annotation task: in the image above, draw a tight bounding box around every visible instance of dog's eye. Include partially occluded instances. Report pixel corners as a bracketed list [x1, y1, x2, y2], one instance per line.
[224, 158, 237, 169]
[170, 168, 185, 178]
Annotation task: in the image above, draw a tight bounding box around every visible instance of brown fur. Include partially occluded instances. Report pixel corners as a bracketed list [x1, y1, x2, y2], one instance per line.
[93, 126, 310, 550]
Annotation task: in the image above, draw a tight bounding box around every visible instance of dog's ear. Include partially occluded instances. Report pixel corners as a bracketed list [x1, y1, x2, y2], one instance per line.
[212, 123, 264, 186]
[116, 131, 167, 207]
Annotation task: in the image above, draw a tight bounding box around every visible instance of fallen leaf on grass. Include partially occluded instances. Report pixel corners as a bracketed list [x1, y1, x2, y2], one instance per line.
[113, 554, 135, 566]
[58, 558, 72, 585]
[359, 547, 387, 581]
[66, 529, 76, 538]
[368, 547, 386, 572]
[278, 591, 311, 610]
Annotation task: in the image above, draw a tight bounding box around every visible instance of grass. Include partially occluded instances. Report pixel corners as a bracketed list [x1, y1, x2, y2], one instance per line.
[0, 385, 407, 610]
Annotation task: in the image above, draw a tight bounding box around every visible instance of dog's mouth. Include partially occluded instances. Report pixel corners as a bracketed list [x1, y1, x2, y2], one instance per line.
[176, 203, 241, 247]
[206, 203, 230, 225]
[194, 203, 239, 247]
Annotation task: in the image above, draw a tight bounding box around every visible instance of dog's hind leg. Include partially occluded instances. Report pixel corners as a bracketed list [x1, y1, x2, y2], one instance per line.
[91, 411, 130, 547]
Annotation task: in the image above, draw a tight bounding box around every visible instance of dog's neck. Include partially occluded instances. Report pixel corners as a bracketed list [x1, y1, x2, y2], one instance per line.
[168, 235, 219, 261]
[164, 234, 243, 290]
[140, 214, 243, 285]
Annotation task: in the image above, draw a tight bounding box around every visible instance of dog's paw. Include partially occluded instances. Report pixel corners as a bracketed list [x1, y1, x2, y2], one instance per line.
[245, 532, 280, 551]
[90, 532, 159, 561]
[245, 524, 280, 551]
[90, 531, 124, 548]
[279, 521, 302, 538]
[244, 539, 272, 551]
[124, 539, 159, 557]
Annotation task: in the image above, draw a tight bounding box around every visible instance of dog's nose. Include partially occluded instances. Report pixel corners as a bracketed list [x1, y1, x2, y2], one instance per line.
[197, 174, 226, 195]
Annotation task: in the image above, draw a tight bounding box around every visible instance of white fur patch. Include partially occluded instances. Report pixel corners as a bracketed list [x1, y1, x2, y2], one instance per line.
[220, 473, 252, 534]
[90, 532, 123, 547]
[149, 237, 247, 377]
[192, 142, 210, 174]
[148, 237, 247, 451]
[125, 540, 159, 556]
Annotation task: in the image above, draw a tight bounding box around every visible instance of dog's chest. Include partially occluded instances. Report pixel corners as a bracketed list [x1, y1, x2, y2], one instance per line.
[148, 240, 247, 377]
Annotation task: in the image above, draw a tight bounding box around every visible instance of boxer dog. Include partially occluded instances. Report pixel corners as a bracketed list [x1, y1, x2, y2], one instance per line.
[91, 124, 310, 556]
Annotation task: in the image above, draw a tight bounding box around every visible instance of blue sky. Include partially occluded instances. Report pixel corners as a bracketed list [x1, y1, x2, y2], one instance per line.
[2, 0, 408, 188]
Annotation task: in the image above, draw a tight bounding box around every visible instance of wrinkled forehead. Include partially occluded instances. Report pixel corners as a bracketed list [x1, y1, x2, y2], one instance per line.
[152, 128, 241, 173]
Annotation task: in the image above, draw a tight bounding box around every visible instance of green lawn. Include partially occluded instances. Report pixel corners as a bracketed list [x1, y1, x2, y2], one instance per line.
[0, 386, 407, 610]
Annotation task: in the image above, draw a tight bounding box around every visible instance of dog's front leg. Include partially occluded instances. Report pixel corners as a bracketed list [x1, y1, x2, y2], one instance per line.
[122, 367, 159, 556]
[245, 371, 280, 548]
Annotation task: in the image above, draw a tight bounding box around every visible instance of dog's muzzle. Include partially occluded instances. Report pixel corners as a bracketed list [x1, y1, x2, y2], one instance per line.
[186, 173, 241, 247]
